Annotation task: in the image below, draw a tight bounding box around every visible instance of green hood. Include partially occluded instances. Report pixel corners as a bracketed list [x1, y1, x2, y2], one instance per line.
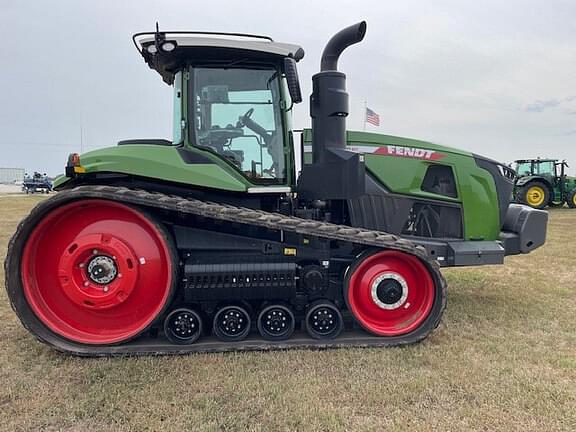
[302, 129, 473, 158]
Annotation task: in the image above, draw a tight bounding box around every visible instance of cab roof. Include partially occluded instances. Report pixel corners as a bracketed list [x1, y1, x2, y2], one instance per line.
[514, 159, 558, 163]
[133, 31, 305, 85]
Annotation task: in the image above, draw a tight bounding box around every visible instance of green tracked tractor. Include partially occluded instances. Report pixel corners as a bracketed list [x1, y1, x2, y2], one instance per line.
[4, 22, 548, 356]
[514, 158, 576, 209]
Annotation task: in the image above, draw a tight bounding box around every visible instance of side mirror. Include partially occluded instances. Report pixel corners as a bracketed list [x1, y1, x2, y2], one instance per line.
[284, 58, 302, 104]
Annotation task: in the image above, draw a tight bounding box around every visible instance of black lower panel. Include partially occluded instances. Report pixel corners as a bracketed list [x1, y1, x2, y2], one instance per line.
[348, 174, 463, 239]
[184, 262, 297, 301]
[402, 203, 462, 238]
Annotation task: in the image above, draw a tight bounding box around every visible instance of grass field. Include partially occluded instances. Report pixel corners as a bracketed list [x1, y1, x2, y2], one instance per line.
[1, 195, 574, 432]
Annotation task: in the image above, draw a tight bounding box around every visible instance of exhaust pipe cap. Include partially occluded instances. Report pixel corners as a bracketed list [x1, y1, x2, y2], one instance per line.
[320, 21, 367, 72]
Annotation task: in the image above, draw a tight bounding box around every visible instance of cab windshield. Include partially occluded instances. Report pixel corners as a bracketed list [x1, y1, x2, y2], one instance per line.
[516, 162, 532, 176]
[535, 161, 556, 176]
[190, 66, 285, 183]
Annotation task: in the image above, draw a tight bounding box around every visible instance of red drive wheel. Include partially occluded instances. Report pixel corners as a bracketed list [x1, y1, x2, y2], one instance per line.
[345, 250, 437, 337]
[21, 199, 175, 345]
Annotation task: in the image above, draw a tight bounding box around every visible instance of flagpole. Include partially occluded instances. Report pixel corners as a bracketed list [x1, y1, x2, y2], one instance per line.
[80, 108, 84, 154]
[363, 100, 367, 131]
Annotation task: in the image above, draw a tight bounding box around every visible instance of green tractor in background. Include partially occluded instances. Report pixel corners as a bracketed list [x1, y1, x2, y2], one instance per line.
[514, 159, 576, 209]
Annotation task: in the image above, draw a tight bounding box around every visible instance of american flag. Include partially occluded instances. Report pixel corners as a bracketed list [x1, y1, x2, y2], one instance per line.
[365, 107, 380, 126]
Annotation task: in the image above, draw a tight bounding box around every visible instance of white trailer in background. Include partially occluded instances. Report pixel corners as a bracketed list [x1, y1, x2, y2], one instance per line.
[0, 167, 25, 184]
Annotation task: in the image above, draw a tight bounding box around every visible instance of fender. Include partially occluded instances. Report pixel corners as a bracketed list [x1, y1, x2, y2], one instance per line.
[515, 175, 552, 189]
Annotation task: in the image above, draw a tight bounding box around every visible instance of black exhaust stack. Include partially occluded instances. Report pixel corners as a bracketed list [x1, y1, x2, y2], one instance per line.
[298, 22, 367, 200]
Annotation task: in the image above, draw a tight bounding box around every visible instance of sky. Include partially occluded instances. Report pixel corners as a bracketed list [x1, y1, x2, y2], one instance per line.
[1, 0, 575, 176]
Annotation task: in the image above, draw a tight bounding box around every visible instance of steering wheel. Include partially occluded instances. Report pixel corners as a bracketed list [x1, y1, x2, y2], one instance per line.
[237, 108, 254, 127]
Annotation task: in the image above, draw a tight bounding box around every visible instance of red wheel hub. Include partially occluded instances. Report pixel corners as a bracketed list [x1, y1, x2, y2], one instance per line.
[58, 233, 138, 310]
[346, 250, 435, 336]
[22, 199, 174, 345]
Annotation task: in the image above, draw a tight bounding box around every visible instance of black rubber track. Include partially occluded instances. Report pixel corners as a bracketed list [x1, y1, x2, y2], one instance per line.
[4, 185, 447, 356]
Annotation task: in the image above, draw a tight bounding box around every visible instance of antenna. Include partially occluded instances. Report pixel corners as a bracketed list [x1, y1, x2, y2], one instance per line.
[154, 21, 164, 52]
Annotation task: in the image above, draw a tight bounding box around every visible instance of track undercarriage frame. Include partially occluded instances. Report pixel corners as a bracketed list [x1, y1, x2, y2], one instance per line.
[5, 185, 446, 356]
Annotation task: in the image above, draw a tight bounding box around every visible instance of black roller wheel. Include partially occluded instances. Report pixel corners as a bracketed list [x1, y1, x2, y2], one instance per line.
[164, 308, 203, 344]
[567, 189, 576, 208]
[304, 301, 343, 340]
[257, 304, 295, 341]
[213, 305, 251, 341]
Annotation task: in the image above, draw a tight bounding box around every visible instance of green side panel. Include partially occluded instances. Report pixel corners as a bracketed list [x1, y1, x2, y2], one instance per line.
[303, 129, 501, 241]
[463, 170, 501, 240]
[560, 177, 576, 201]
[54, 145, 252, 192]
[565, 177, 576, 191]
[53, 174, 68, 188]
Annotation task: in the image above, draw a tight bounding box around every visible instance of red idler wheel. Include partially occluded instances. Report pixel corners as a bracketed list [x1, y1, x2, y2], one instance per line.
[345, 250, 436, 336]
[21, 199, 175, 345]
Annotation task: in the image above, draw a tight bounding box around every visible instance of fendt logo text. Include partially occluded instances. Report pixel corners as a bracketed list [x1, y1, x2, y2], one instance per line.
[380, 145, 445, 160]
[305, 144, 447, 161]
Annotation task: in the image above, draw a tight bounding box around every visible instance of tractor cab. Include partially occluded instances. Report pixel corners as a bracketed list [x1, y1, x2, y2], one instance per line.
[133, 31, 305, 186]
[515, 159, 560, 179]
[190, 67, 284, 181]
